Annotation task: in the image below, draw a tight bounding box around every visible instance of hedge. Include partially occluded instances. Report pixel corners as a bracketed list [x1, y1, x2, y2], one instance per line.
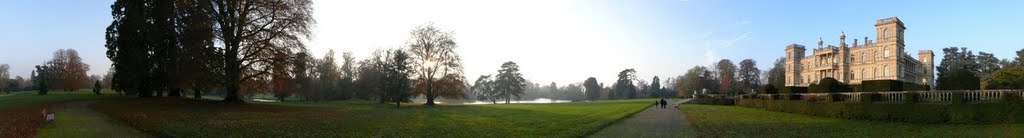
[736, 98, 1024, 124]
[693, 95, 735, 105]
[779, 86, 807, 94]
[853, 80, 930, 92]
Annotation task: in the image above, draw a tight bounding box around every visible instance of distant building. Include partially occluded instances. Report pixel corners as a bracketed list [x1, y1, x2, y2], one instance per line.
[784, 17, 934, 87]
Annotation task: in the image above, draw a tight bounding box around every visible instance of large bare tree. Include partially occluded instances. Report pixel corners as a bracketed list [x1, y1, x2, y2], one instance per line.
[208, 0, 315, 103]
[407, 23, 466, 105]
[0, 64, 8, 93]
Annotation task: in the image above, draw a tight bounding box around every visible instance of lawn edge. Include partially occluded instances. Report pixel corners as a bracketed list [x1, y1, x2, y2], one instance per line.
[581, 102, 655, 137]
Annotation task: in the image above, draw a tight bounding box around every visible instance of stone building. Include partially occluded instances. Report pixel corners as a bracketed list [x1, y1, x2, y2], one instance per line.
[784, 17, 934, 87]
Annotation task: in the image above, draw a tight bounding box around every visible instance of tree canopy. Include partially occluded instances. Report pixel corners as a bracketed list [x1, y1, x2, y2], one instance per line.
[407, 23, 466, 105]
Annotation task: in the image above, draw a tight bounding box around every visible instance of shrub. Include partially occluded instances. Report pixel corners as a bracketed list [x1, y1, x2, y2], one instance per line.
[987, 67, 1024, 90]
[809, 77, 852, 93]
[759, 84, 778, 94]
[1003, 92, 1023, 104]
[903, 82, 931, 91]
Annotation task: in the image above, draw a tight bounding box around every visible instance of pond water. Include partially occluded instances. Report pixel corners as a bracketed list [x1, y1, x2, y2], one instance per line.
[463, 98, 572, 104]
[252, 99, 279, 103]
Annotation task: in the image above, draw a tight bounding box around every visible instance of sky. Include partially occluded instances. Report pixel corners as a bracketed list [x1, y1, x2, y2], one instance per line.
[1, 0, 1023, 86]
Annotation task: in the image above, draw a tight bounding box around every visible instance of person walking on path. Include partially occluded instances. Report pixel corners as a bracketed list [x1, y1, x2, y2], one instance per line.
[659, 99, 667, 109]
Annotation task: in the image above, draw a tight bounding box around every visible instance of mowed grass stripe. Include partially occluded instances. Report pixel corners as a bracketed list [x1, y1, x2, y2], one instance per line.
[93, 98, 654, 137]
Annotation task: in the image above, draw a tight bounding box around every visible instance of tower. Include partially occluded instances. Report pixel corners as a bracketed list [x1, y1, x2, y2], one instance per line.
[785, 44, 806, 86]
[918, 50, 934, 87]
[875, 16, 906, 58]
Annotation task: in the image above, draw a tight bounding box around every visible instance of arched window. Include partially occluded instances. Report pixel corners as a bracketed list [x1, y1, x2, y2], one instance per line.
[873, 68, 877, 78]
[883, 28, 889, 38]
[884, 65, 889, 77]
[861, 69, 865, 80]
[884, 47, 889, 57]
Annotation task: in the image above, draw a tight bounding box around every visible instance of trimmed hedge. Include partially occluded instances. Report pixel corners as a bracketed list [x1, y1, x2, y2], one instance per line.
[854, 80, 931, 92]
[737, 99, 1024, 124]
[779, 86, 807, 94]
[694, 95, 735, 105]
[808, 77, 853, 93]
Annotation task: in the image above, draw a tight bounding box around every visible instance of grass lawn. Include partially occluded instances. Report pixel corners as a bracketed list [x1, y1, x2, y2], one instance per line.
[92, 98, 656, 137]
[0, 90, 127, 110]
[36, 103, 148, 138]
[679, 104, 1024, 137]
[0, 90, 131, 137]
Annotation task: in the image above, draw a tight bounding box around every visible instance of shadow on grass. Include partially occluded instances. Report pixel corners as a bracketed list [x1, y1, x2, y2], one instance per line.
[92, 98, 651, 137]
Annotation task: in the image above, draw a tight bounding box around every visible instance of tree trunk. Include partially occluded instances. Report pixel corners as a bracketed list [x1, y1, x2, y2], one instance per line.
[168, 88, 182, 97]
[424, 77, 436, 106]
[222, 47, 244, 103]
[396, 102, 401, 108]
[192, 87, 202, 99]
[137, 82, 152, 97]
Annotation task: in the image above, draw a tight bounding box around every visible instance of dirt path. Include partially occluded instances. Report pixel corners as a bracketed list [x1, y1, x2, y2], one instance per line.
[589, 99, 694, 138]
[35, 101, 150, 138]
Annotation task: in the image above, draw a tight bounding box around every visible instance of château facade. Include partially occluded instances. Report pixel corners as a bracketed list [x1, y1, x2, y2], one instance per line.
[784, 17, 934, 87]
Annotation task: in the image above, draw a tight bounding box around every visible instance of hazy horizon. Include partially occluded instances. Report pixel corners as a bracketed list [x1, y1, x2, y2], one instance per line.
[2, 0, 1022, 85]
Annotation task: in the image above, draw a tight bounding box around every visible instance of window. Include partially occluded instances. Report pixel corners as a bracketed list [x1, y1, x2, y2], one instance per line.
[861, 69, 865, 79]
[861, 53, 866, 62]
[873, 68, 877, 78]
[884, 65, 889, 77]
[884, 47, 889, 57]
[883, 28, 889, 38]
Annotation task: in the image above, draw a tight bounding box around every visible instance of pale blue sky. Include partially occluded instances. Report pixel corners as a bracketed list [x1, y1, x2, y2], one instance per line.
[1, 0, 1022, 85]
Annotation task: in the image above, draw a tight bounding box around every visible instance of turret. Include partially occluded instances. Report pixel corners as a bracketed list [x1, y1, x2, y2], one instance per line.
[817, 37, 823, 49]
[840, 31, 846, 45]
[918, 50, 935, 87]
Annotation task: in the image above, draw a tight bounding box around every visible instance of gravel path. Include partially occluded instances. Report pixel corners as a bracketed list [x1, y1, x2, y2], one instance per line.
[589, 99, 693, 138]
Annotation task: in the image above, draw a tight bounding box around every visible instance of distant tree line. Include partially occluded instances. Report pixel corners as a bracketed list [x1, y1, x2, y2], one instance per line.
[935, 47, 1024, 90]
[673, 58, 767, 98]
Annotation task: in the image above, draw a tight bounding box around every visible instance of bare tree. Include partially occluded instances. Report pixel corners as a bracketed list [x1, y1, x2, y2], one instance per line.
[407, 23, 466, 105]
[0, 64, 8, 93]
[208, 0, 316, 103]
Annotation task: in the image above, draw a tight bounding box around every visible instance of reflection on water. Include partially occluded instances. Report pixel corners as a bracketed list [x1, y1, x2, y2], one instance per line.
[463, 98, 572, 104]
[252, 99, 279, 103]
